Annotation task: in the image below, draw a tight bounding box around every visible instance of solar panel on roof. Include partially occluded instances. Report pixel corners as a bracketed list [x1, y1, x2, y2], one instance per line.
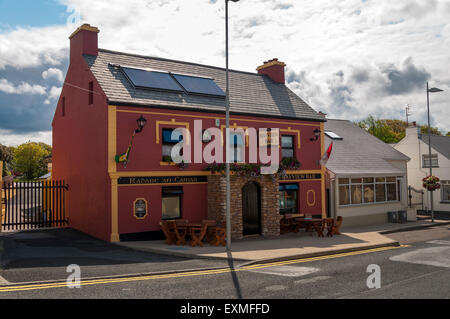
[121, 67, 183, 92]
[172, 73, 226, 98]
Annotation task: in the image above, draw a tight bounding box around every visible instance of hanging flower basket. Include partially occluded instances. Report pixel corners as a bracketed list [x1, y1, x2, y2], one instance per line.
[422, 175, 441, 191]
[176, 161, 189, 169]
[280, 158, 301, 170]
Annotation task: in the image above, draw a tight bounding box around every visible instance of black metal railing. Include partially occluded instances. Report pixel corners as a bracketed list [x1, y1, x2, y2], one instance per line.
[2, 180, 68, 230]
[408, 185, 424, 210]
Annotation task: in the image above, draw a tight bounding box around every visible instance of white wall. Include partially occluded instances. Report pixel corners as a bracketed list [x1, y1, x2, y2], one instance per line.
[395, 127, 450, 212]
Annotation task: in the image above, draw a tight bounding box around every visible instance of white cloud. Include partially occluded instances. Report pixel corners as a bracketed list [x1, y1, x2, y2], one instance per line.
[0, 0, 449, 138]
[42, 68, 64, 82]
[43, 86, 62, 105]
[0, 79, 46, 95]
[0, 129, 52, 146]
[0, 25, 69, 69]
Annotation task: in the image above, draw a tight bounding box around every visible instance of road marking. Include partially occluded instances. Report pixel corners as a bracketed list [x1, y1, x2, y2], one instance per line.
[0, 245, 406, 293]
[264, 285, 288, 292]
[0, 276, 10, 286]
[248, 265, 319, 277]
[426, 240, 450, 246]
[390, 246, 450, 268]
[294, 276, 333, 285]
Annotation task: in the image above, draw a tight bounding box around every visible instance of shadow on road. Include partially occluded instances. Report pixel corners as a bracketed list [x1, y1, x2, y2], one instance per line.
[227, 250, 243, 299]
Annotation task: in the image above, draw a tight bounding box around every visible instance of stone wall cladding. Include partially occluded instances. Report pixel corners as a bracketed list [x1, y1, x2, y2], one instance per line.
[207, 174, 280, 240]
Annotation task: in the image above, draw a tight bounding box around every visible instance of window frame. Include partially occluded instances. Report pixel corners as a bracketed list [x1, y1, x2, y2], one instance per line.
[161, 187, 183, 220]
[441, 181, 450, 203]
[279, 184, 299, 215]
[422, 154, 439, 168]
[281, 135, 295, 159]
[338, 176, 399, 207]
[161, 128, 183, 161]
[229, 132, 245, 163]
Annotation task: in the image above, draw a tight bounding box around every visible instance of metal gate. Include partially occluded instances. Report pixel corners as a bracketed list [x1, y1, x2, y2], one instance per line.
[1, 180, 68, 231]
[408, 186, 424, 210]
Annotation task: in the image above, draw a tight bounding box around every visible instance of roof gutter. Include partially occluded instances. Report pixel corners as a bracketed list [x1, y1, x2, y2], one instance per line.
[108, 100, 327, 123]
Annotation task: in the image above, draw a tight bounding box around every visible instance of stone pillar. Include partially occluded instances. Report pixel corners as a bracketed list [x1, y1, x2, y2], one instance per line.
[207, 174, 280, 240]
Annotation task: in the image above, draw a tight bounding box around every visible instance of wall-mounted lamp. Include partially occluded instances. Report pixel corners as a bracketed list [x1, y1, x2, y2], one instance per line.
[135, 115, 147, 133]
[310, 129, 321, 141]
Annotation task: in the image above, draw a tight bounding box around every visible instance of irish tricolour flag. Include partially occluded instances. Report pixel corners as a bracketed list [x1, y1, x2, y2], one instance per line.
[320, 142, 333, 166]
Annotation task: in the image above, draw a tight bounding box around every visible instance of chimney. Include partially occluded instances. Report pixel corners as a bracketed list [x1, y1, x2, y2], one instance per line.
[69, 24, 99, 62]
[256, 58, 286, 84]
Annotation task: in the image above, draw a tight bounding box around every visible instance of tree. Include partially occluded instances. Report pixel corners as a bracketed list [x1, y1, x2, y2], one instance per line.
[446, 132, 450, 137]
[357, 115, 445, 143]
[0, 144, 13, 176]
[11, 142, 52, 180]
[357, 116, 399, 143]
[421, 126, 442, 136]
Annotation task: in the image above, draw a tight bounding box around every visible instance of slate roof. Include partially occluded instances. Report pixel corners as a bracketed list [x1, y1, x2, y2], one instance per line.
[420, 134, 450, 159]
[84, 49, 325, 121]
[325, 119, 410, 175]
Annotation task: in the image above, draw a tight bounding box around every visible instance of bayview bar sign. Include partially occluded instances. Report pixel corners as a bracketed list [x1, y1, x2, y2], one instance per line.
[280, 174, 322, 181]
[118, 176, 208, 185]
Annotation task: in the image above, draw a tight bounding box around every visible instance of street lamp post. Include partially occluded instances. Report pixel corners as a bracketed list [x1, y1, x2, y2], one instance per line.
[225, 0, 239, 251]
[426, 82, 443, 223]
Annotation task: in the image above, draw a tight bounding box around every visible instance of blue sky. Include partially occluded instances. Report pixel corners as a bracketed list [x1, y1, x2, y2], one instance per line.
[0, 0, 449, 146]
[0, 0, 69, 28]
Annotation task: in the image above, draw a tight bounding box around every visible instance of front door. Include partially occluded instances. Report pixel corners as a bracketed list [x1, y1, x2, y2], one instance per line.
[242, 182, 261, 236]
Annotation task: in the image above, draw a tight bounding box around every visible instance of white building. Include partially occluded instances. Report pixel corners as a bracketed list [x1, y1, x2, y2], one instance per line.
[394, 125, 450, 214]
[325, 119, 410, 228]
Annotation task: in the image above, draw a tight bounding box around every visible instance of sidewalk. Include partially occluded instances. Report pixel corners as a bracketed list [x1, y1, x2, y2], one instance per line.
[117, 220, 450, 264]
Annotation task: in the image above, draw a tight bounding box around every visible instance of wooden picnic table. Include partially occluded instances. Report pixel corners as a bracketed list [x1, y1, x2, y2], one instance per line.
[174, 221, 209, 247]
[294, 218, 324, 236]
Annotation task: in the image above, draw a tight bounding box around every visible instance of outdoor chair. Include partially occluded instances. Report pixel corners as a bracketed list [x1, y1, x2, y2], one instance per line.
[170, 220, 189, 245]
[212, 221, 226, 247]
[160, 221, 176, 245]
[203, 220, 219, 244]
[190, 223, 209, 247]
[330, 216, 343, 236]
[280, 214, 293, 234]
[322, 218, 335, 237]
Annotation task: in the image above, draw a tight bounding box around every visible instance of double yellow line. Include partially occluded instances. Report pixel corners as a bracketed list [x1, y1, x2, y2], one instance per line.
[0, 245, 407, 293]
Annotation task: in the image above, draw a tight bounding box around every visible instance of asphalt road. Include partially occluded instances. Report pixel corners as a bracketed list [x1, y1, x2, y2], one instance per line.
[0, 225, 449, 299]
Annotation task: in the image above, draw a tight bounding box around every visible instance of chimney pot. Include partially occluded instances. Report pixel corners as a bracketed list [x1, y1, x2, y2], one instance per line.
[256, 58, 286, 84]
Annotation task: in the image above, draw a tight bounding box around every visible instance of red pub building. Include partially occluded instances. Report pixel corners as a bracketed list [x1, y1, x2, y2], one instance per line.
[52, 24, 327, 242]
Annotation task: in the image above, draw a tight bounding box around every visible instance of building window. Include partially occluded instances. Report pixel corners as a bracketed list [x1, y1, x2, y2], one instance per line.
[229, 132, 244, 163]
[338, 176, 398, 206]
[162, 187, 183, 220]
[281, 135, 294, 159]
[279, 184, 298, 215]
[62, 97, 66, 117]
[441, 181, 450, 203]
[88, 81, 94, 105]
[162, 128, 183, 161]
[422, 154, 438, 168]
